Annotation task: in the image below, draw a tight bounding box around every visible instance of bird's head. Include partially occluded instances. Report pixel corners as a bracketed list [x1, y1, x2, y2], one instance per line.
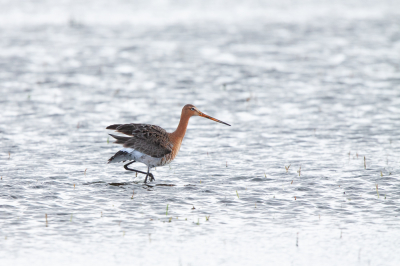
[182, 104, 230, 126]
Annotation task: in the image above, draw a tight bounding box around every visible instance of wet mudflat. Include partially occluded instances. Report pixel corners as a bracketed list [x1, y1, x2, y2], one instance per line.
[1, 0, 400, 265]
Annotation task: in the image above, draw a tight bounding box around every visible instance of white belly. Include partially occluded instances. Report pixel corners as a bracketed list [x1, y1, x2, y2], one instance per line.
[121, 148, 163, 168]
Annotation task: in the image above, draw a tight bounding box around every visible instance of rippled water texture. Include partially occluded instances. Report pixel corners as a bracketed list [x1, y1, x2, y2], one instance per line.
[1, 0, 400, 265]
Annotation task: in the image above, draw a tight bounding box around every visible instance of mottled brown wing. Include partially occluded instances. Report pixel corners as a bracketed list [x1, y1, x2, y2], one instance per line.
[106, 123, 172, 158]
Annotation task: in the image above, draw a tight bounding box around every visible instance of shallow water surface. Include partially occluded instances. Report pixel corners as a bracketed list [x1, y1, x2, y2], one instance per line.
[1, 1, 400, 265]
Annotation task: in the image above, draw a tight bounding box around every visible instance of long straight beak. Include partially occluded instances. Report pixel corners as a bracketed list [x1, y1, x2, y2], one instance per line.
[199, 112, 231, 126]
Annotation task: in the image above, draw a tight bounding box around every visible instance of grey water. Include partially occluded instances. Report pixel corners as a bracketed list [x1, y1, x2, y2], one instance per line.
[1, 0, 400, 265]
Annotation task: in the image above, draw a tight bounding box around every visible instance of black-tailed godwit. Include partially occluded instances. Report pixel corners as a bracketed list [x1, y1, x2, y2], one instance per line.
[107, 104, 230, 183]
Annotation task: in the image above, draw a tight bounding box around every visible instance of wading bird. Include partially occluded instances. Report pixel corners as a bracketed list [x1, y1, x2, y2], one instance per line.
[107, 104, 230, 183]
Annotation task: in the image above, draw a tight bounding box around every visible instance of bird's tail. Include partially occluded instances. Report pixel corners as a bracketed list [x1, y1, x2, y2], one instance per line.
[106, 124, 122, 130]
[108, 149, 133, 164]
[109, 134, 130, 145]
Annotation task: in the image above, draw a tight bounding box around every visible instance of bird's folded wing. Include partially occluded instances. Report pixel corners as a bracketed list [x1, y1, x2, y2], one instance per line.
[107, 123, 172, 158]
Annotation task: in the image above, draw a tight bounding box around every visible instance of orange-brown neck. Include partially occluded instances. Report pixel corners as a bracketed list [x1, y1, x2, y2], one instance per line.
[169, 112, 191, 153]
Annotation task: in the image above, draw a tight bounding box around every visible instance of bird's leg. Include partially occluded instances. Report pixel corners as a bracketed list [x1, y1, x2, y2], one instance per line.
[124, 161, 149, 175]
[124, 161, 136, 170]
[124, 161, 155, 183]
[143, 167, 156, 183]
[148, 167, 155, 182]
[149, 173, 155, 182]
[144, 167, 150, 183]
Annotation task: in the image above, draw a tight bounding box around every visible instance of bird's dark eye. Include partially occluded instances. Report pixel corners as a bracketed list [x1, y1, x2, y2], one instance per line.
[190, 107, 195, 111]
